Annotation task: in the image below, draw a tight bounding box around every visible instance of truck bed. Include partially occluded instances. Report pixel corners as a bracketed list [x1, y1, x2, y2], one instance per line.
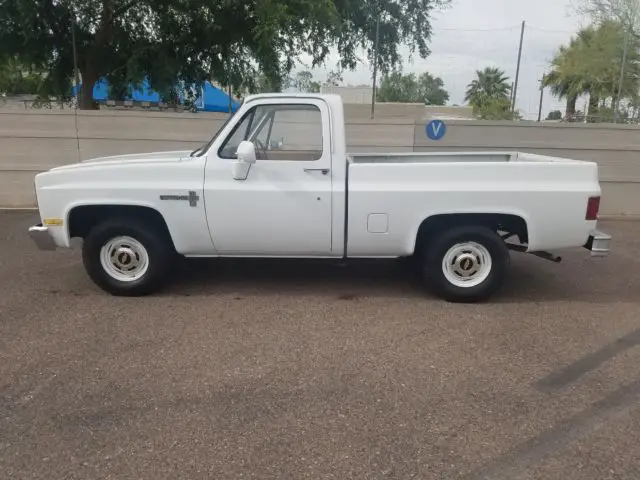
[345, 150, 601, 257]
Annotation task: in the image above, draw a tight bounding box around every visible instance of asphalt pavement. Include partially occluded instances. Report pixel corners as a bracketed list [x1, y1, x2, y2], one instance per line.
[1, 212, 639, 479]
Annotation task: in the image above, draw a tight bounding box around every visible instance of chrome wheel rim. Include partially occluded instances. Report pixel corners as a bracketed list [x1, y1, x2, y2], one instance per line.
[99, 236, 149, 282]
[442, 242, 492, 288]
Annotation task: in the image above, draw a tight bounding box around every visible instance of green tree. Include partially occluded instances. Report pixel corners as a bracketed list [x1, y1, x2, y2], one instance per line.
[0, 0, 451, 109]
[471, 94, 520, 121]
[542, 52, 583, 120]
[464, 67, 511, 107]
[417, 72, 450, 105]
[377, 72, 418, 102]
[377, 71, 449, 104]
[577, 0, 640, 33]
[0, 56, 44, 95]
[543, 20, 640, 122]
[325, 70, 343, 87]
[295, 71, 314, 93]
[464, 67, 514, 120]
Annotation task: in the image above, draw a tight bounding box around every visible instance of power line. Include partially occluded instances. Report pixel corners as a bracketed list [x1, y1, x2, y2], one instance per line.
[526, 25, 577, 34]
[432, 25, 522, 32]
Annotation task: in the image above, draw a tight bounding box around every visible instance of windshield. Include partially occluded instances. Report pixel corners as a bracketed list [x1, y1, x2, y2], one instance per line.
[190, 105, 242, 157]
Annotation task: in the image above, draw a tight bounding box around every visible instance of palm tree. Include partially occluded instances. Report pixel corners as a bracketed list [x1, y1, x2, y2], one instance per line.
[544, 21, 640, 122]
[542, 45, 585, 120]
[464, 67, 511, 107]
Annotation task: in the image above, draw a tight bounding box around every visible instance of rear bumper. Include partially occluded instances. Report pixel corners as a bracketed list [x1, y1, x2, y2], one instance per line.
[584, 229, 611, 257]
[28, 224, 58, 251]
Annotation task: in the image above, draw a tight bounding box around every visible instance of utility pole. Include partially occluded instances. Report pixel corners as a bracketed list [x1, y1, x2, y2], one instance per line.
[71, 16, 80, 106]
[511, 21, 525, 112]
[509, 82, 514, 108]
[614, 27, 631, 123]
[227, 48, 233, 117]
[370, 11, 381, 119]
[537, 77, 545, 122]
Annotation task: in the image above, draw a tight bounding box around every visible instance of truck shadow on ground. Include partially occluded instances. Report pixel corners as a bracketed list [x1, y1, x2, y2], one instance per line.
[165, 249, 638, 304]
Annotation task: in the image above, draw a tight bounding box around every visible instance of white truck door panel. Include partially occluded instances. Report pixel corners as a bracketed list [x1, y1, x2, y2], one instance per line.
[204, 99, 333, 255]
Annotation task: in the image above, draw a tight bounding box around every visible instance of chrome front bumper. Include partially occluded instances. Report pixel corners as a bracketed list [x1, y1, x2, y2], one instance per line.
[584, 229, 611, 257]
[28, 224, 58, 251]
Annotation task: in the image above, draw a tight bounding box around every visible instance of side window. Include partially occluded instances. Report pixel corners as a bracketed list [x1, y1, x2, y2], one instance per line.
[265, 105, 322, 161]
[218, 110, 255, 159]
[218, 103, 323, 161]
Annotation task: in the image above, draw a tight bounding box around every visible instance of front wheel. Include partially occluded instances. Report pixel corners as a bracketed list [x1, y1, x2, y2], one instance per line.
[422, 225, 510, 303]
[82, 218, 174, 296]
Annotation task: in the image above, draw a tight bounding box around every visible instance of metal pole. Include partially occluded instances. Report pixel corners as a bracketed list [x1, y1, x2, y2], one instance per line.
[227, 49, 233, 117]
[370, 12, 380, 119]
[71, 16, 80, 104]
[614, 27, 631, 123]
[511, 21, 525, 112]
[537, 77, 544, 122]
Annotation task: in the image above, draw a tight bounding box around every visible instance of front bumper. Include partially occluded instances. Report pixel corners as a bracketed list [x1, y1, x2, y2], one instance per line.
[584, 229, 611, 257]
[28, 224, 58, 251]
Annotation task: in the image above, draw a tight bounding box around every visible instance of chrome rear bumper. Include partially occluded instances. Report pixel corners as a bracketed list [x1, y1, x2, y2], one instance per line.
[28, 224, 58, 251]
[584, 230, 611, 257]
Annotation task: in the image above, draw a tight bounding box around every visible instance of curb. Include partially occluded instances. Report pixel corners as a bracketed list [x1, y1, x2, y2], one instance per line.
[0, 208, 38, 213]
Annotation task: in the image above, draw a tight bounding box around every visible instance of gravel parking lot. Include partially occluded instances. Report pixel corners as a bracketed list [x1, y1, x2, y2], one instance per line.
[1, 212, 639, 479]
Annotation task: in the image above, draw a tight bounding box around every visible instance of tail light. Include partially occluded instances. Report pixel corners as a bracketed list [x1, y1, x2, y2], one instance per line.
[586, 196, 600, 220]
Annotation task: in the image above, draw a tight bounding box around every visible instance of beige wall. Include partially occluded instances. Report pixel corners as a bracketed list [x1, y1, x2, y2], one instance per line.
[1, 109, 639, 216]
[413, 121, 640, 216]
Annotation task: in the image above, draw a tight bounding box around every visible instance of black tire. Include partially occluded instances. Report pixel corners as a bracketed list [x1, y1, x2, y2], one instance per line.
[422, 225, 510, 303]
[82, 217, 175, 296]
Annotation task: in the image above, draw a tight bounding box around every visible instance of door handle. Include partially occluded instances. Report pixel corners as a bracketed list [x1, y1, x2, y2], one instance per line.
[303, 168, 330, 175]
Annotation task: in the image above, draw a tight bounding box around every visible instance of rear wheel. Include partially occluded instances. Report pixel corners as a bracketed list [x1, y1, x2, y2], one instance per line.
[422, 225, 510, 303]
[82, 218, 174, 296]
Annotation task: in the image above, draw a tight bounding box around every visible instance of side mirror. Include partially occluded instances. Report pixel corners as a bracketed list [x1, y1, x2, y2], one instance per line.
[232, 140, 256, 180]
[237, 140, 256, 164]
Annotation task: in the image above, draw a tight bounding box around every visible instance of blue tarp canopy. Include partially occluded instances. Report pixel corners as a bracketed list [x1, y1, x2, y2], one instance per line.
[197, 82, 241, 113]
[71, 78, 240, 112]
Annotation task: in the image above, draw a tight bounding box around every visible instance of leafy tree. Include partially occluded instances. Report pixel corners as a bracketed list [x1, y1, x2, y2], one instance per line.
[255, 73, 290, 93]
[464, 67, 511, 107]
[309, 81, 322, 93]
[542, 51, 583, 119]
[0, 55, 44, 95]
[470, 94, 520, 121]
[295, 70, 328, 92]
[377, 72, 418, 102]
[577, 0, 640, 32]
[377, 71, 449, 104]
[325, 70, 343, 87]
[295, 71, 314, 93]
[417, 72, 450, 105]
[543, 20, 640, 122]
[0, 0, 451, 109]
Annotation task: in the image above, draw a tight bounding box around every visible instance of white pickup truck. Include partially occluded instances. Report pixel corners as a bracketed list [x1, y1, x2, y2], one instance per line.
[29, 93, 611, 302]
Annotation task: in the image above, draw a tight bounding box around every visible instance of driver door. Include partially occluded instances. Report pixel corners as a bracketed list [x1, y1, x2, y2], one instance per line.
[203, 98, 333, 256]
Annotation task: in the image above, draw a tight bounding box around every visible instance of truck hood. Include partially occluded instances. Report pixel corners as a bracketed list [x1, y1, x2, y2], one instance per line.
[49, 150, 193, 171]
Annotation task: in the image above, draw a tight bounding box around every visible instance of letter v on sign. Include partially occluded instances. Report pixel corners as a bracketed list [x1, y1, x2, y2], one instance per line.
[426, 119, 447, 141]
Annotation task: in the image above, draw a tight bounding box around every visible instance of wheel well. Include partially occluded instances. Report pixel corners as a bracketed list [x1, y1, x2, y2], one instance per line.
[415, 213, 528, 254]
[68, 205, 175, 249]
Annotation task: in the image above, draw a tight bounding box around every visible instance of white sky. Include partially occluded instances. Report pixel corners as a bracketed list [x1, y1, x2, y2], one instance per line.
[300, 0, 591, 119]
